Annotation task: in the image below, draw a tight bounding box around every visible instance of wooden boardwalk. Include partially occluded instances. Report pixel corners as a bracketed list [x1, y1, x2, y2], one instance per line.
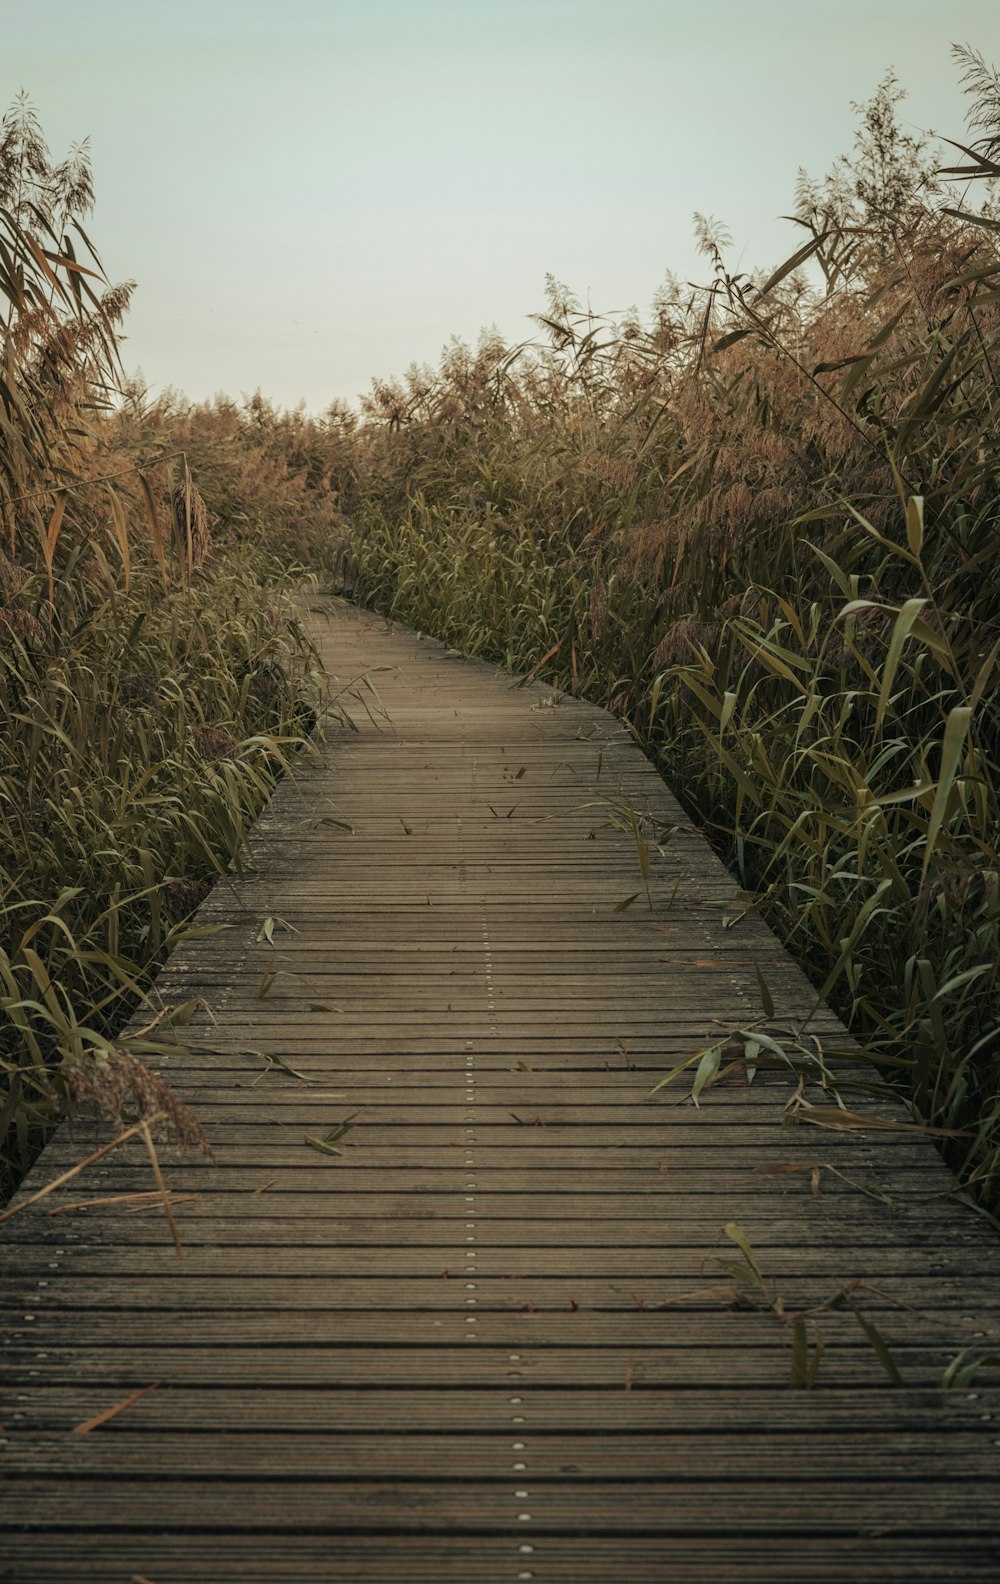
[2, 596, 1000, 1582]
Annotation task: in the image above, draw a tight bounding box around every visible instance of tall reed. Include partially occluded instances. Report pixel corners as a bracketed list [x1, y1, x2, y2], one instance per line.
[0, 100, 328, 1199]
[338, 57, 1000, 1208]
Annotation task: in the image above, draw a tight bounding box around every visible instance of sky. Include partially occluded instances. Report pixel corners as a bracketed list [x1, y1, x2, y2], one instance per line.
[4, 0, 997, 412]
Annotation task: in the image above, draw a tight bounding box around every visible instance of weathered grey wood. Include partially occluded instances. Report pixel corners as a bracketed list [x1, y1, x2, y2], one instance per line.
[8, 1383, 998, 1432]
[12, 1429, 999, 1479]
[2, 596, 999, 1583]
[4, 1544, 1000, 1584]
[1, 1339, 990, 1386]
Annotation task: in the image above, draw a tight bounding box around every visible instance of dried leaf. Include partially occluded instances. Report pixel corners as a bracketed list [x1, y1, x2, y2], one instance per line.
[789, 1105, 968, 1137]
[73, 1382, 160, 1434]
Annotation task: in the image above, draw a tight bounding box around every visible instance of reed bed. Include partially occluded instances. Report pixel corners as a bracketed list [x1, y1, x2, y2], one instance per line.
[0, 99, 330, 1199]
[337, 57, 1000, 1210]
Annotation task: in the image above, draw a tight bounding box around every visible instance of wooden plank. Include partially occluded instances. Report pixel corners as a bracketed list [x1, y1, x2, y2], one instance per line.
[3, 1214, 985, 1251]
[3, 1285, 997, 1328]
[5, 1544, 1000, 1584]
[11, 1429, 1000, 1481]
[5, 1235, 995, 1273]
[0, 1343, 987, 1388]
[6, 1478, 1000, 1532]
[7, 1385, 996, 1433]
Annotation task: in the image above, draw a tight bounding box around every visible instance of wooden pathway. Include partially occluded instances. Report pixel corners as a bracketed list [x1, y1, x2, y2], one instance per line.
[2, 597, 1000, 1582]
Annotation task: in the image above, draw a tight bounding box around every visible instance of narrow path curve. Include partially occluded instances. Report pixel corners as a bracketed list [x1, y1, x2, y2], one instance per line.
[2, 596, 999, 1582]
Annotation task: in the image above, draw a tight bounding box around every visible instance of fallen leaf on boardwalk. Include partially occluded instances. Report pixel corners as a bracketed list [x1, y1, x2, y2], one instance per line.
[755, 1162, 823, 1194]
[305, 1113, 360, 1157]
[305, 1135, 344, 1157]
[48, 1190, 165, 1216]
[652, 1284, 740, 1308]
[691, 1042, 723, 1105]
[616, 1039, 636, 1071]
[759, 1158, 903, 1207]
[613, 893, 640, 912]
[788, 1105, 969, 1137]
[124, 1195, 197, 1215]
[256, 1052, 312, 1084]
[818, 1165, 895, 1206]
[257, 959, 279, 998]
[73, 1383, 160, 1434]
[723, 1222, 767, 1291]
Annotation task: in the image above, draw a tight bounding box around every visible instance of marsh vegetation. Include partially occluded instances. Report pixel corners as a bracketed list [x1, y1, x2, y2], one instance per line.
[338, 54, 1000, 1211]
[0, 97, 332, 1196]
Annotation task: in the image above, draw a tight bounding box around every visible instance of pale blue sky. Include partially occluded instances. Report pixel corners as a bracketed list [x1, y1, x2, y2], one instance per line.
[4, 0, 997, 410]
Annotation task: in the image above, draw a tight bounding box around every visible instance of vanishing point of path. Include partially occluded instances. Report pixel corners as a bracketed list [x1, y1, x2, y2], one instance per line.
[2, 596, 999, 1582]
